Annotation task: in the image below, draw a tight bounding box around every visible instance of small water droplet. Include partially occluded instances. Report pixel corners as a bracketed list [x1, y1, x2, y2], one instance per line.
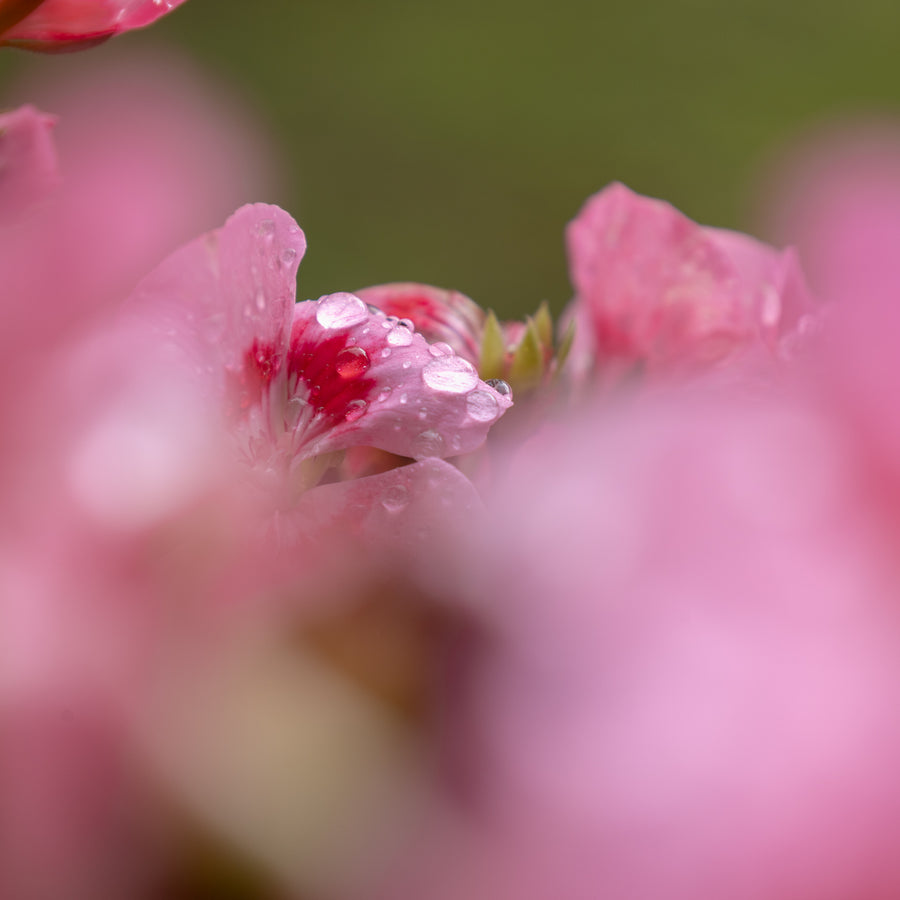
[366, 303, 383, 315]
[316, 293, 368, 329]
[402, 360, 412, 369]
[399, 393, 408, 404]
[429, 342, 454, 357]
[399, 318, 415, 331]
[387, 325, 414, 347]
[344, 399, 368, 422]
[335, 346, 370, 378]
[414, 429, 444, 457]
[422, 357, 479, 394]
[281, 247, 297, 266]
[417, 409, 428, 420]
[379, 348, 391, 359]
[381, 483, 409, 513]
[466, 389, 500, 422]
[377, 387, 392, 402]
[257, 218, 276, 238]
[255, 291, 266, 311]
[485, 378, 513, 398]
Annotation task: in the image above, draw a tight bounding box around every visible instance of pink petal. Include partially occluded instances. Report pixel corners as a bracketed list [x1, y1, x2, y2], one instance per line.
[565, 182, 809, 379]
[1, 0, 187, 50]
[286, 294, 512, 461]
[127, 203, 305, 402]
[0, 104, 58, 224]
[355, 282, 486, 365]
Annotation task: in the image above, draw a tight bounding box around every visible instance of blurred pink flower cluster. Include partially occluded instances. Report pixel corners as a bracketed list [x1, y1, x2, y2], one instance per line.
[4, 10, 900, 900]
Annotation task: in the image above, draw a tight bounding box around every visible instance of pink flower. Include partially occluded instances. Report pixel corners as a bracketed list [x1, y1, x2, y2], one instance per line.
[564, 182, 814, 385]
[127, 204, 513, 506]
[0, 0, 187, 51]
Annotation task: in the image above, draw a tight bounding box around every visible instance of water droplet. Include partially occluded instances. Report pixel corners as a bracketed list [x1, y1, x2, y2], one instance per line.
[316, 293, 368, 329]
[377, 387, 392, 402]
[334, 346, 370, 378]
[402, 360, 412, 369]
[255, 291, 266, 311]
[422, 357, 479, 394]
[380, 347, 392, 359]
[345, 399, 368, 422]
[399, 318, 415, 331]
[429, 342, 454, 357]
[485, 378, 513, 398]
[414, 429, 444, 457]
[381, 483, 409, 513]
[399, 393, 408, 404]
[466, 389, 500, 422]
[417, 409, 428, 420]
[257, 218, 275, 238]
[281, 247, 297, 266]
[387, 325, 414, 347]
[366, 303, 383, 316]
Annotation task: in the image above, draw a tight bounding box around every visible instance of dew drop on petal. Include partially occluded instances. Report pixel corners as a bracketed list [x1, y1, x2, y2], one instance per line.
[466, 389, 500, 422]
[422, 357, 479, 394]
[414, 429, 444, 457]
[399, 393, 408, 404]
[257, 218, 275, 239]
[402, 360, 412, 370]
[335, 346, 370, 378]
[429, 342, 454, 357]
[387, 326, 414, 347]
[381, 483, 409, 513]
[281, 247, 297, 266]
[316, 293, 369, 329]
[255, 291, 266, 311]
[380, 348, 392, 359]
[345, 399, 368, 422]
[377, 387, 392, 402]
[485, 378, 513, 398]
[399, 318, 415, 331]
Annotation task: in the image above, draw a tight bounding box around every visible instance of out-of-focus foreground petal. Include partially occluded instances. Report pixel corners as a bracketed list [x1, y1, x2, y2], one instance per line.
[0, 51, 280, 390]
[381, 373, 900, 899]
[0, 0, 187, 51]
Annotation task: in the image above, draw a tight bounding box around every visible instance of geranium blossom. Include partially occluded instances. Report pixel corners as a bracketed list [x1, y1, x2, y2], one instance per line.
[127, 204, 513, 507]
[564, 182, 814, 385]
[0, 0, 187, 51]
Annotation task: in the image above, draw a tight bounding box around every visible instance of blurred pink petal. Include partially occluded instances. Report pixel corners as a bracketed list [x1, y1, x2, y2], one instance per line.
[386, 379, 900, 899]
[565, 182, 814, 385]
[0, 104, 58, 222]
[0, 0, 187, 51]
[0, 51, 279, 374]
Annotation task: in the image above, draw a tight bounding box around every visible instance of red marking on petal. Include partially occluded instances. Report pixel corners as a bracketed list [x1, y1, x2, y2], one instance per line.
[225, 339, 281, 419]
[288, 324, 376, 429]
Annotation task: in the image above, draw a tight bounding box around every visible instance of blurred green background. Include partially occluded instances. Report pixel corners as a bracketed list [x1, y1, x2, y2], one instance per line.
[4, 0, 900, 318]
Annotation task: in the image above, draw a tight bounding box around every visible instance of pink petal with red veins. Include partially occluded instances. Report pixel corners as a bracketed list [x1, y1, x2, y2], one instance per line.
[355, 282, 486, 365]
[127, 203, 305, 404]
[0, 105, 58, 225]
[1, 0, 187, 50]
[286, 294, 512, 461]
[565, 182, 808, 375]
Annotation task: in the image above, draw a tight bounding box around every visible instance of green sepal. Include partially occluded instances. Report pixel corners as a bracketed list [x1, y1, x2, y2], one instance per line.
[509, 317, 544, 390]
[479, 309, 506, 381]
[533, 301, 553, 350]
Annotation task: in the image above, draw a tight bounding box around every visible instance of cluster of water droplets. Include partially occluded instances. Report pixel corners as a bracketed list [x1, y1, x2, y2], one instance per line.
[311, 292, 512, 448]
